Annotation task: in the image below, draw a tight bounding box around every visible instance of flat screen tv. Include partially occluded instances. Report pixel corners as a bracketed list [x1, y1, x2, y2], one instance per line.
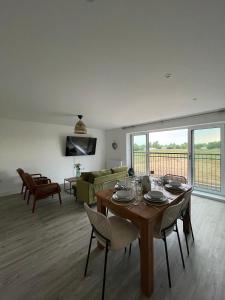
[65, 136, 97, 156]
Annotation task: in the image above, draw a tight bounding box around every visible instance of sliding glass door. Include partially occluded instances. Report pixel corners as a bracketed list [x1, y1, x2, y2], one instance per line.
[132, 134, 147, 174]
[191, 127, 222, 193]
[131, 124, 225, 197]
[132, 129, 188, 177]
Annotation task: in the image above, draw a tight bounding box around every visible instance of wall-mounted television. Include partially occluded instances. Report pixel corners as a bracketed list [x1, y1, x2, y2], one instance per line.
[65, 136, 97, 156]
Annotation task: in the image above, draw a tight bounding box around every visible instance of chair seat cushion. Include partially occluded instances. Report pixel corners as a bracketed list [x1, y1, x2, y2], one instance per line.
[34, 183, 60, 199]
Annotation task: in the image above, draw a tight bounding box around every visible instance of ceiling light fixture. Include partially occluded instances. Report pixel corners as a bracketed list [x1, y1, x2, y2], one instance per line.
[74, 115, 87, 134]
[164, 73, 173, 79]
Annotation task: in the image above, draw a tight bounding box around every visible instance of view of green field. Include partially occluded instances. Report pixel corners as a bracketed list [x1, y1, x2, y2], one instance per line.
[133, 136, 221, 191]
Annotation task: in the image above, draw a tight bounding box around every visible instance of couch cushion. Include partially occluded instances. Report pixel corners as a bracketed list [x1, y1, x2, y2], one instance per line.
[111, 166, 128, 174]
[94, 171, 127, 185]
[82, 169, 112, 184]
[80, 172, 92, 181]
[92, 169, 112, 178]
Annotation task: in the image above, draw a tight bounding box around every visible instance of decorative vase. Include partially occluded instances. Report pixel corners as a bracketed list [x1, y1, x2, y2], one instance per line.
[128, 167, 135, 177]
[76, 167, 81, 177]
[74, 163, 81, 177]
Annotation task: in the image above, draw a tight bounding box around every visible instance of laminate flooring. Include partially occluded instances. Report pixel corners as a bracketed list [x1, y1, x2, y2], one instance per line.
[0, 192, 225, 300]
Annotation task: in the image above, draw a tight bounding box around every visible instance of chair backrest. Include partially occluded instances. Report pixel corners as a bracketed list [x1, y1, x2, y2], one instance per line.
[17, 168, 25, 181]
[180, 189, 192, 214]
[160, 198, 185, 232]
[164, 174, 187, 184]
[84, 203, 111, 241]
[23, 173, 37, 193]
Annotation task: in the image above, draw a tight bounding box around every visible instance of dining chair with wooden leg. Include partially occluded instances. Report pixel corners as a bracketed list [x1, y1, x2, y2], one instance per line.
[153, 199, 186, 288]
[23, 173, 61, 213]
[84, 203, 139, 300]
[16, 168, 50, 200]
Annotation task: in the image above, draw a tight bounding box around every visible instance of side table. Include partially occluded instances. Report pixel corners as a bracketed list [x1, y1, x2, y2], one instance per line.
[64, 177, 79, 196]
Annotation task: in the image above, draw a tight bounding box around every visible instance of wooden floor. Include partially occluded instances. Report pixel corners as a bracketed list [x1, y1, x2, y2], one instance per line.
[0, 192, 225, 300]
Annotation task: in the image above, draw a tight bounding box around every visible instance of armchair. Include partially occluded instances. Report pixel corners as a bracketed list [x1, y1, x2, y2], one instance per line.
[23, 173, 61, 213]
[16, 168, 50, 200]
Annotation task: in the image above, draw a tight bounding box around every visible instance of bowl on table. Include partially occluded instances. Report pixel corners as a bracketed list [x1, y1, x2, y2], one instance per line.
[112, 189, 134, 203]
[168, 180, 181, 188]
[144, 190, 167, 204]
[146, 190, 164, 200]
[116, 189, 132, 199]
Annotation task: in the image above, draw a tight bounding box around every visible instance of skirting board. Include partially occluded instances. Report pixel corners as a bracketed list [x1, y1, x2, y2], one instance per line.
[193, 190, 225, 203]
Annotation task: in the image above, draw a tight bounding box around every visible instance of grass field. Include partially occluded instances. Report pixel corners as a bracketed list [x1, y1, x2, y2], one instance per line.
[133, 149, 221, 191]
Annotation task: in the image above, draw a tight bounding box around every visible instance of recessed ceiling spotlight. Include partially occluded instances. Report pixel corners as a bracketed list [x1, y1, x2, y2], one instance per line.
[164, 73, 173, 79]
[192, 97, 197, 101]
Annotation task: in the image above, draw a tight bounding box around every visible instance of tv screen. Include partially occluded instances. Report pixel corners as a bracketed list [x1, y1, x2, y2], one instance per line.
[65, 136, 97, 156]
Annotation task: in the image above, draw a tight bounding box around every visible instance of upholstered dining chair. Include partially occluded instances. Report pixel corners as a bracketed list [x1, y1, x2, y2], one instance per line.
[84, 203, 139, 300]
[179, 189, 195, 255]
[16, 168, 50, 200]
[23, 173, 61, 213]
[164, 174, 187, 184]
[153, 199, 186, 288]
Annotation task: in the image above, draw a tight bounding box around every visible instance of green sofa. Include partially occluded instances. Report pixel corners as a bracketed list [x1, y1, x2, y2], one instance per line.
[73, 166, 128, 205]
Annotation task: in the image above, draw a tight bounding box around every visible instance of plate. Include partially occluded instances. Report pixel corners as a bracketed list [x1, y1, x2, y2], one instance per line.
[168, 180, 181, 188]
[144, 193, 167, 203]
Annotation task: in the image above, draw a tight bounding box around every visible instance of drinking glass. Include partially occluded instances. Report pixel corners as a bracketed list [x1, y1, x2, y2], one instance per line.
[125, 177, 132, 190]
[156, 177, 163, 191]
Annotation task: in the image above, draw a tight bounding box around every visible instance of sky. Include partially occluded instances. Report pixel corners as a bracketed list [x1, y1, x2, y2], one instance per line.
[194, 128, 220, 144]
[134, 128, 220, 146]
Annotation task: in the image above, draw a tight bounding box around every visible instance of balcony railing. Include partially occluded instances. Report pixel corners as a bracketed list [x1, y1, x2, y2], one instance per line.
[133, 151, 221, 192]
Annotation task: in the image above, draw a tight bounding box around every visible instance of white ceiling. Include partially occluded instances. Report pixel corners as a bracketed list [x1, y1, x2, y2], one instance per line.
[0, 0, 225, 129]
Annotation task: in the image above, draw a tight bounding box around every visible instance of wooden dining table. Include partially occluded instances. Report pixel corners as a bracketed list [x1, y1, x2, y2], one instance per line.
[96, 184, 192, 298]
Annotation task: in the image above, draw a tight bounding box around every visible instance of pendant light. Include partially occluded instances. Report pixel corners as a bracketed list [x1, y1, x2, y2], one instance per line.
[74, 115, 87, 134]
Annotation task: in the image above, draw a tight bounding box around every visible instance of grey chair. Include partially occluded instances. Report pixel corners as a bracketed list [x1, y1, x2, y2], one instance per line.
[153, 199, 186, 287]
[84, 203, 139, 300]
[179, 189, 195, 255]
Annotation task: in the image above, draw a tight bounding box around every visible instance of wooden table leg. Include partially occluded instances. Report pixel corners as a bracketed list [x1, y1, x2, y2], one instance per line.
[139, 220, 154, 297]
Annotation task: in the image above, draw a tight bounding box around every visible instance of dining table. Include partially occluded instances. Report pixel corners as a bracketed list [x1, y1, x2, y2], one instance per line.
[96, 184, 192, 298]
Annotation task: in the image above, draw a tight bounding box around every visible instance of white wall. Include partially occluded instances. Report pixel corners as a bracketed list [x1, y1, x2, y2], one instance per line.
[106, 110, 225, 168]
[0, 118, 106, 196]
[106, 128, 126, 168]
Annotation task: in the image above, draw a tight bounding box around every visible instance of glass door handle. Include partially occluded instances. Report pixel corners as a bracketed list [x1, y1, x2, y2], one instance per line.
[188, 154, 192, 160]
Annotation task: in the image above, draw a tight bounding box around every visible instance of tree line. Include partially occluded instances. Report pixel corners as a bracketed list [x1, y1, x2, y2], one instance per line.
[133, 141, 220, 151]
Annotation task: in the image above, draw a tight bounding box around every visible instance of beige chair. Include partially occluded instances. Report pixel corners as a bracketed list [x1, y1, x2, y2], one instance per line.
[153, 199, 186, 287]
[164, 174, 187, 184]
[84, 203, 139, 300]
[179, 189, 195, 255]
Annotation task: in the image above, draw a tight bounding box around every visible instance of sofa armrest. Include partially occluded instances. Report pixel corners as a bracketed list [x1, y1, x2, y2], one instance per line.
[76, 180, 92, 203]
